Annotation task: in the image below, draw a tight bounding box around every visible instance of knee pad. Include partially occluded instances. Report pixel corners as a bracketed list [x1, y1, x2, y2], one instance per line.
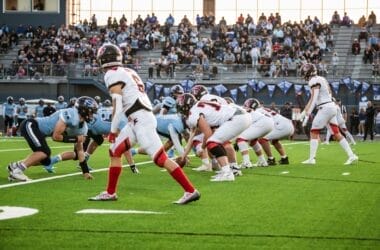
[109, 138, 131, 157]
[153, 147, 168, 167]
[252, 141, 262, 152]
[206, 142, 226, 158]
[236, 138, 248, 151]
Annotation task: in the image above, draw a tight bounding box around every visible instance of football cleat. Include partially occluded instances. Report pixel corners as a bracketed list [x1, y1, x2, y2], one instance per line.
[253, 158, 268, 167]
[173, 189, 201, 205]
[302, 158, 316, 165]
[192, 164, 212, 172]
[129, 165, 140, 174]
[240, 161, 253, 169]
[279, 157, 289, 165]
[230, 165, 243, 176]
[88, 191, 118, 201]
[43, 155, 60, 173]
[7, 163, 31, 182]
[267, 158, 277, 166]
[210, 171, 235, 182]
[344, 155, 359, 165]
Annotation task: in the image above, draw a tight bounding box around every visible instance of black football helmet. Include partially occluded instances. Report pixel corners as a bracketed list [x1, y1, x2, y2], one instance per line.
[75, 96, 98, 122]
[38, 99, 44, 105]
[300, 63, 317, 81]
[170, 85, 184, 99]
[243, 98, 261, 110]
[176, 93, 197, 117]
[190, 85, 208, 100]
[97, 43, 123, 68]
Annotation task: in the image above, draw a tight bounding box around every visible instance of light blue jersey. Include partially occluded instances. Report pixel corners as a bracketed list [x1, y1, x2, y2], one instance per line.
[88, 113, 127, 135]
[36, 108, 87, 136]
[16, 104, 28, 119]
[156, 114, 185, 137]
[98, 106, 113, 122]
[35, 105, 45, 118]
[55, 101, 68, 111]
[3, 102, 16, 117]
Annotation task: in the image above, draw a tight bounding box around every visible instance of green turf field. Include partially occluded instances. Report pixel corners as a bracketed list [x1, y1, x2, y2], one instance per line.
[0, 137, 379, 249]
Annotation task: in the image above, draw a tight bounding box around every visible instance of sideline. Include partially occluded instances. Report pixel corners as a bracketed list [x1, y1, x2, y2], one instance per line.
[0, 141, 308, 190]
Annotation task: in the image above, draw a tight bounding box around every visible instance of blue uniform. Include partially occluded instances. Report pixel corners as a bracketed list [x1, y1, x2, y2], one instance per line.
[16, 104, 28, 119]
[35, 105, 45, 118]
[97, 106, 113, 122]
[160, 96, 177, 114]
[3, 102, 16, 117]
[36, 108, 87, 136]
[88, 113, 127, 135]
[156, 114, 185, 138]
[55, 101, 68, 111]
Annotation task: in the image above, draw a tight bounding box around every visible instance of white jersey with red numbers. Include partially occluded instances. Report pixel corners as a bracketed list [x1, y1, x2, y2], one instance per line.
[257, 107, 294, 140]
[104, 66, 152, 112]
[105, 67, 162, 159]
[200, 94, 228, 105]
[308, 75, 333, 106]
[187, 101, 235, 129]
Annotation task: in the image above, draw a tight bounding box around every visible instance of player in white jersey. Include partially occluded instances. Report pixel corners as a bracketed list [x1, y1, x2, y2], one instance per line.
[177, 93, 251, 181]
[323, 98, 356, 145]
[299, 63, 358, 165]
[190, 85, 241, 173]
[256, 105, 294, 165]
[236, 98, 274, 168]
[89, 43, 199, 204]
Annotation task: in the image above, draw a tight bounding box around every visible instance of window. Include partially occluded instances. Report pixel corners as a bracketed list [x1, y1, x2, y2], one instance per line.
[4, 0, 59, 13]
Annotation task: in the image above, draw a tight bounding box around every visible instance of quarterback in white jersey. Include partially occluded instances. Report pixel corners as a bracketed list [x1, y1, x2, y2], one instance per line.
[89, 44, 200, 205]
[177, 93, 251, 181]
[300, 64, 357, 165]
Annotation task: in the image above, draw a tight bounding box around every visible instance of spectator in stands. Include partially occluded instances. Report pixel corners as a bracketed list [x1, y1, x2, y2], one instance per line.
[363, 46, 374, 64]
[331, 52, 339, 76]
[372, 58, 380, 78]
[358, 26, 369, 43]
[368, 11, 377, 25]
[237, 14, 244, 26]
[330, 11, 341, 27]
[341, 12, 352, 27]
[358, 15, 367, 27]
[248, 19, 256, 35]
[90, 14, 97, 31]
[250, 45, 261, 71]
[351, 39, 361, 55]
[368, 34, 378, 50]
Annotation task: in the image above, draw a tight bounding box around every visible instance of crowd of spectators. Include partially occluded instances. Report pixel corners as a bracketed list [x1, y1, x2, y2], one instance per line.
[0, 10, 379, 80]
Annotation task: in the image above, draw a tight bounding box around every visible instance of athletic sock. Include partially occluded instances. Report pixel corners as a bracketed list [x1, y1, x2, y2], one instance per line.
[339, 138, 354, 157]
[310, 139, 319, 159]
[201, 158, 210, 165]
[242, 154, 250, 163]
[106, 166, 122, 195]
[170, 167, 195, 193]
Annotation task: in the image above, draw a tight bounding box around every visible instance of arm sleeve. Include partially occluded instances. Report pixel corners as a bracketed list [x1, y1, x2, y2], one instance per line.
[307, 88, 319, 114]
[168, 123, 184, 155]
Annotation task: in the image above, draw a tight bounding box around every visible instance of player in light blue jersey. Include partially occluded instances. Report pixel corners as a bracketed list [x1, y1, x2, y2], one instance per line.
[46, 113, 139, 173]
[55, 95, 68, 110]
[132, 113, 187, 162]
[3, 96, 16, 137]
[15, 97, 28, 135]
[7, 96, 98, 182]
[34, 99, 45, 118]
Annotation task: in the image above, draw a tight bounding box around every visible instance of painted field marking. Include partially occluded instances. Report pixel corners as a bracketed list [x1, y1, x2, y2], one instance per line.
[0, 206, 39, 220]
[76, 209, 167, 215]
[280, 171, 289, 174]
[342, 172, 351, 176]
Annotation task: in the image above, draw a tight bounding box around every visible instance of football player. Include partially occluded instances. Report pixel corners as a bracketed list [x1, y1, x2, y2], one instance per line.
[90, 43, 200, 204]
[55, 95, 68, 110]
[15, 97, 28, 135]
[300, 63, 358, 165]
[2, 96, 16, 137]
[7, 96, 98, 181]
[34, 99, 45, 118]
[177, 93, 251, 181]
